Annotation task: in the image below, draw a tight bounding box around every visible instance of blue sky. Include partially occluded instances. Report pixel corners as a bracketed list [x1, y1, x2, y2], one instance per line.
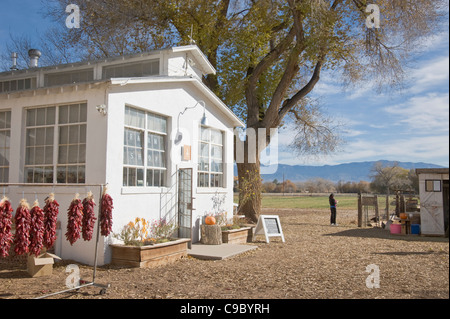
[1, 1, 449, 168]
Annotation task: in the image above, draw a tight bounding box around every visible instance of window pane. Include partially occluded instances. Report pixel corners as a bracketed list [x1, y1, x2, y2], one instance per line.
[69, 104, 80, 123]
[137, 169, 144, 186]
[44, 167, 53, 183]
[58, 146, 68, 164]
[78, 166, 85, 184]
[47, 107, 56, 125]
[35, 128, 46, 146]
[147, 169, 153, 187]
[211, 130, 223, 145]
[57, 166, 66, 183]
[68, 145, 79, 164]
[36, 108, 46, 126]
[26, 147, 34, 165]
[69, 125, 80, 144]
[128, 168, 136, 186]
[35, 147, 45, 165]
[45, 146, 53, 164]
[79, 125, 87, 143]
[45, 127, 54, 145]
[27, 109, 36, 127]
[67, 166, 77, 183]
[26, 168, 34, 183]
[123, 167, 128, 186]
[154, 170, 160, 187]
[59, 126, 69, 144]
[59, 105, 69, 124]
[80, 104, 87, 122]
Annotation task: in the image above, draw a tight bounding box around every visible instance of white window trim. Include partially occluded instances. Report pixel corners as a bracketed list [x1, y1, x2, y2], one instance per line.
[197, 126, 225, 188]
[23, 102, 87, 184]
[123, 105, 168, 188]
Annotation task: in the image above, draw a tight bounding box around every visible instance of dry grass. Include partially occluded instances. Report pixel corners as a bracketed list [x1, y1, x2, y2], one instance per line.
[1, 208, 448, 300]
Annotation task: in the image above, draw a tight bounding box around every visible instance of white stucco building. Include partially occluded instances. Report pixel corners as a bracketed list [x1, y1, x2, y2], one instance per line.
[0, 45, 244, 265]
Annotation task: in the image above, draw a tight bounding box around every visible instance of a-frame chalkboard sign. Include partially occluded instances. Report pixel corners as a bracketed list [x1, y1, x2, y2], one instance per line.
[253, 215, 285, 243]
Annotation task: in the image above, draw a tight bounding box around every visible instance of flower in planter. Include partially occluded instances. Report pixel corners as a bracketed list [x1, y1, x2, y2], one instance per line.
[113, 217, 149, 246]
[150, 218, 178, 243]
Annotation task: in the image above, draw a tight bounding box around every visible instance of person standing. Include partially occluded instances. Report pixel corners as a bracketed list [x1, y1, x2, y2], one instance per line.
[329, 193, 338, 226]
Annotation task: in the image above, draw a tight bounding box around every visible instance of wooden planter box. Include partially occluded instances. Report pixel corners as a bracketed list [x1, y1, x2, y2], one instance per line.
[222, 227, 252, 244]
[110, 238, 191, 268]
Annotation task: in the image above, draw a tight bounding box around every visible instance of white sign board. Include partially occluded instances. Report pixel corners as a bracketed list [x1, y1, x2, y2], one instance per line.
[253, 215, 285, 243]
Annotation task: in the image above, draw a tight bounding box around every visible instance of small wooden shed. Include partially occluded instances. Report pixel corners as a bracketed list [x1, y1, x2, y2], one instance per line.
[416, 168, 449, 237]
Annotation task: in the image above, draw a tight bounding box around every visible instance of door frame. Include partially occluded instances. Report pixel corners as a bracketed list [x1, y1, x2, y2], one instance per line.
[177, 167, 193, 248]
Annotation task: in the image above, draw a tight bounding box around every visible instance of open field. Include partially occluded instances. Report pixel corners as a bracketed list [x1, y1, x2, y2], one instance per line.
[234, 194, 397, 210]
[1, 207, 447, 301]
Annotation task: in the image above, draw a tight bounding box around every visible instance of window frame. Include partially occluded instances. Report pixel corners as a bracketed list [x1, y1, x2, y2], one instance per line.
[0, 110, 11, 183]
[197, 126, 224, 188]
[123, 105, 168, 188]
[24, 102, 87, 184]
[425, 180, 442, 192]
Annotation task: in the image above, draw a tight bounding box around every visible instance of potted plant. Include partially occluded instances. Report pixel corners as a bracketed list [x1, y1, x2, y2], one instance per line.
[110, 217, 190, 268]
[220, 215, 253, 244]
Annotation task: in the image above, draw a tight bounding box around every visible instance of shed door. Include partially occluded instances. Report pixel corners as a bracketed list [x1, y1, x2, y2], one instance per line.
[178, 168, 193, 248]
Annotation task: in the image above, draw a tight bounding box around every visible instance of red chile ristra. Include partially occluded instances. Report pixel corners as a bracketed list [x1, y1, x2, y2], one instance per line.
[82, 192, 97, 241]
[65, 194, 84, 246]
[29, 200, 45, 257]
[0, 197, 14, 258]
[13, 199, 31, 256]
[43, 193, 60, 250]
[100, 188, 114, 237]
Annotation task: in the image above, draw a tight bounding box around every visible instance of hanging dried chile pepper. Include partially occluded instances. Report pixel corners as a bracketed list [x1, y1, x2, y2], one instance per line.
[13, 199, 31, 256]
[43, 193, 60, 249]
[29, 200, 45, 257]
[0, 197, 14, 258]
[82, 192, 97, 241]
[65, 194, 84, 245]
[100, 188, 114, 237]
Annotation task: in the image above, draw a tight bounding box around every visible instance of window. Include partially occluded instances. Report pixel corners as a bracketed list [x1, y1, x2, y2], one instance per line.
[425, 180, 442, 192]
[25, 103, 87, 184]
[123, 106, 167, 187]
[0, 111, 11, 183]
[103, 60, 160, 79]
[45, 69, 94, 87]
[198, 127, 224, 187]
[0, 78, 36, 93]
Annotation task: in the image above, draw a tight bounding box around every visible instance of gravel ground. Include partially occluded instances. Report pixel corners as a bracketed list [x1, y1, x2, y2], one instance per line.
[1, 208, 448, 300]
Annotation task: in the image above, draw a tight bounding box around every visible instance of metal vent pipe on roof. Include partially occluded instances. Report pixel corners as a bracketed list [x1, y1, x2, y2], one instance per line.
[10, 52, 18, 71]
[28, 49, 42, 68]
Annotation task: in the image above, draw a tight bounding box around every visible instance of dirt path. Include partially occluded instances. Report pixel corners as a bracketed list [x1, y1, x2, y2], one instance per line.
[1, 208, 448, 300]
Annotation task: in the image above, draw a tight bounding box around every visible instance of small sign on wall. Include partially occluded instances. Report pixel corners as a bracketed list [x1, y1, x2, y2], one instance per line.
[182, 145, 191, 161]
[253, 215, 285, 243]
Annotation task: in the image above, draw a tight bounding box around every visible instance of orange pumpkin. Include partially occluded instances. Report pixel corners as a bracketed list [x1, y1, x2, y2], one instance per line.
[205, 216, 216, 225]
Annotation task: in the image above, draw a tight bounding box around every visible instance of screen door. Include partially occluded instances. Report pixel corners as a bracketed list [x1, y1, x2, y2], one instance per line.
[178, 168, 193, 248]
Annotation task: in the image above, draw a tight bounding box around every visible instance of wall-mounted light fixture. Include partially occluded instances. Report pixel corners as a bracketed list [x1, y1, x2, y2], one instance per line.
[175, 100, 208, 145]
[96, 104, 107, 115]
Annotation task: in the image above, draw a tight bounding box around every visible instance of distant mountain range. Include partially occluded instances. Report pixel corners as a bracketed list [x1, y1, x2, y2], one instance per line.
[235, 160, 445, 183]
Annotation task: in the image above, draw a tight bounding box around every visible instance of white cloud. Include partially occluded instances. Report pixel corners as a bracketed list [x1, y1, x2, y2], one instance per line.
[407, 56, 449, 93]
[384, 93, 449, 133]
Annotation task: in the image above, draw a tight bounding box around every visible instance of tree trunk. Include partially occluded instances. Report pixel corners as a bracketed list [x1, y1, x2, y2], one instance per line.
[200, 225, 222, 245]
[237, 161, 261, 224]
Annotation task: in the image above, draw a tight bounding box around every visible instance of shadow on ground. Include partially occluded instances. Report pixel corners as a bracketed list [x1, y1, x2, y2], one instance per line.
[323, 227, 449, 243]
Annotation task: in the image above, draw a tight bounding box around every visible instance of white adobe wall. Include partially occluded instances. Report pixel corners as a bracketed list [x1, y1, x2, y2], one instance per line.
[103, 81, 235, 264]
[2, 84, 110, 266]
